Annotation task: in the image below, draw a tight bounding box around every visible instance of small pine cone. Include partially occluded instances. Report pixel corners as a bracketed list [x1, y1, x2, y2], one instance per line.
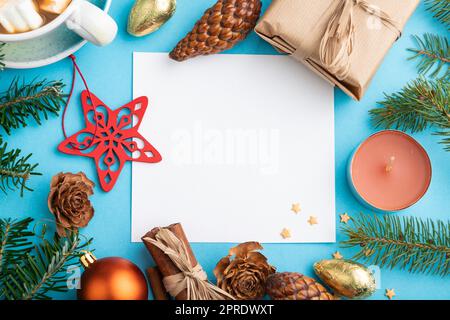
[266, 272, 334, 300]
[169, 0, 262, 62]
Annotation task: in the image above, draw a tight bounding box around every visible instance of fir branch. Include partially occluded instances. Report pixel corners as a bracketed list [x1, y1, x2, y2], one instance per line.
[341, 213, 450, 276]
[425, 0, 450, 29]
[2, 231, 91, 300]
[409, 33, 449, 79]
[0, 78, 65, 135]
[370, 77, 450, 151]
[0, 137, 41, 196]
[0, 218, 34, 292]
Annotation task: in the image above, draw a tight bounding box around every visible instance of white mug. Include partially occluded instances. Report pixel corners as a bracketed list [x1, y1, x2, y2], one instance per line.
[0, 0, 117, 46]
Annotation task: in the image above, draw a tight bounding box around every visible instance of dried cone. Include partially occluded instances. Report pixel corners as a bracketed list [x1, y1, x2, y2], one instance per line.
[266, 272, 334, 300]
[48, 172, 95, 236]
[214, 242, 275, 300]
[169, 0, 262, 62]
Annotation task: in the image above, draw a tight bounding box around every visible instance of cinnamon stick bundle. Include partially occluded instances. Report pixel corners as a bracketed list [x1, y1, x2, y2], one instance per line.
[142, 223, 197, 300]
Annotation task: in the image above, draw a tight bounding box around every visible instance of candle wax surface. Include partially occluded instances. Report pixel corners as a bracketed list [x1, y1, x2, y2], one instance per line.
[351, 131, 431, 211]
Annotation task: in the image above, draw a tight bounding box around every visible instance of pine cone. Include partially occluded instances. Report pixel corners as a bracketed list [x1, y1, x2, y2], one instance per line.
[266, 272, 334, 300]
[169, 0, 262, 62]
[214, 242, 275, 300]
[48, 172, 95, 236]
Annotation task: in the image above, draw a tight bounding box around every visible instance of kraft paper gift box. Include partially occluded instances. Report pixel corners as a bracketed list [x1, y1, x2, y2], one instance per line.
[255, 0, 420, 100]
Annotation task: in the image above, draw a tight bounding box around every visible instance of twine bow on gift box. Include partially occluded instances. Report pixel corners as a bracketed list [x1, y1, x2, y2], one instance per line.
[319, 0, 401, 80]
[143, 229, 235, 300]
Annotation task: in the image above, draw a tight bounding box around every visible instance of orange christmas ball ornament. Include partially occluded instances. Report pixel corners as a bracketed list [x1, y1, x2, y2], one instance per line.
[77, 252, 148, 300]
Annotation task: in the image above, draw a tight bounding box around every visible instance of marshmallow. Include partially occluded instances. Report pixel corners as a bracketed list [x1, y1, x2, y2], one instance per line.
[38, 0, 71, 15]
[0, 0, 44, 33]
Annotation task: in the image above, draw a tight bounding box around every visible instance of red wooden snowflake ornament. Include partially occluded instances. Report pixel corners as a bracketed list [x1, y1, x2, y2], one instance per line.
[58, 90, 162, 192]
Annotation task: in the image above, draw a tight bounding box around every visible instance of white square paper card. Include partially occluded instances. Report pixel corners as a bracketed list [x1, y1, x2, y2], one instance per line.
[132, 52, 335, 243]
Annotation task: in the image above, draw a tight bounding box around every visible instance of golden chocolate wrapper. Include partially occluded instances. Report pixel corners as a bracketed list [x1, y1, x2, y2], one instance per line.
[128, 0, 176, 37]
[314, 259, 376, 299]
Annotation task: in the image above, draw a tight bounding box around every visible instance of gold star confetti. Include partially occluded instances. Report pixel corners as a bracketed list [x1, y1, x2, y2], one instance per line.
[291, 203, 301, 214]
[385, 289, 396, 300]
[340, 213, 351, 224]
[307, 216, 318, 226]
[332, 251, 343, 259]
[280, 228, 291, 239]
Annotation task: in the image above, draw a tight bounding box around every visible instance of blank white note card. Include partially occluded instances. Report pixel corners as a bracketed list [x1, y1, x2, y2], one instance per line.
[132, 52, 335, 243]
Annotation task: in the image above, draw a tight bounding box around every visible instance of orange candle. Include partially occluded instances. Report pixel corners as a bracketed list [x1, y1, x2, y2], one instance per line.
[348, 130, 432, 212]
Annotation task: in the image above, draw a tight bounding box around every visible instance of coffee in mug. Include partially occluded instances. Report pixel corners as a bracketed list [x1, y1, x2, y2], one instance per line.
[0, 0, 71, 34]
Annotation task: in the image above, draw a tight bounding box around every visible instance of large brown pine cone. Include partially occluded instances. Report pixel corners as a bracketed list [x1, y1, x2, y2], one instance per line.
[266, 272, 334, 300]
[169, 0, 262, 62]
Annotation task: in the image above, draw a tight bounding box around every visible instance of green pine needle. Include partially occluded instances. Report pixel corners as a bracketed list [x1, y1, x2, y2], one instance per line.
[0, 137, 41, 196]
[370, 77, 450, 151]
[409, 33, 449, 79]
[0, 217, 92, 300]
[0, 78, 65, 135]
[425, 0, 450, 29]
[436, 129, 450, 149]
[341, 213, 450, 276]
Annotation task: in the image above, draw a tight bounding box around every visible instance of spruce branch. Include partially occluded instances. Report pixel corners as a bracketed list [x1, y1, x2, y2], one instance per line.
[0, 78, 65, 134]
[369, 77, 450, 151]
[409, 33, 449, 79]
[0, 218, 34, 294]
[425, 0, 450, 28]
[0, 137, 41, 196]
[341, 213, 450, 276]
[1, 227, 91, 300]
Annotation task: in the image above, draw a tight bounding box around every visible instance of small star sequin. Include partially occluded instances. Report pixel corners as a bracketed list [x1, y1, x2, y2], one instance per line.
[340, 213, 351, 224]
[332, 251, 343, 259]
[307, 216, 318, 226]
[385, 289, 396, 300]
[291, 203, 301, 214]
[280, 228, 292, 239]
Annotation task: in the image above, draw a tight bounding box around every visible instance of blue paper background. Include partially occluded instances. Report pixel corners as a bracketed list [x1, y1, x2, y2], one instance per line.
[1, 0, 449, 300]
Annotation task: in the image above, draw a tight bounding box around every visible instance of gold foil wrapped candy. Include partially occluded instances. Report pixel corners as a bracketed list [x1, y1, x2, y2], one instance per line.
[314, 259, 376, 299]
[127, 0, 176, 37]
